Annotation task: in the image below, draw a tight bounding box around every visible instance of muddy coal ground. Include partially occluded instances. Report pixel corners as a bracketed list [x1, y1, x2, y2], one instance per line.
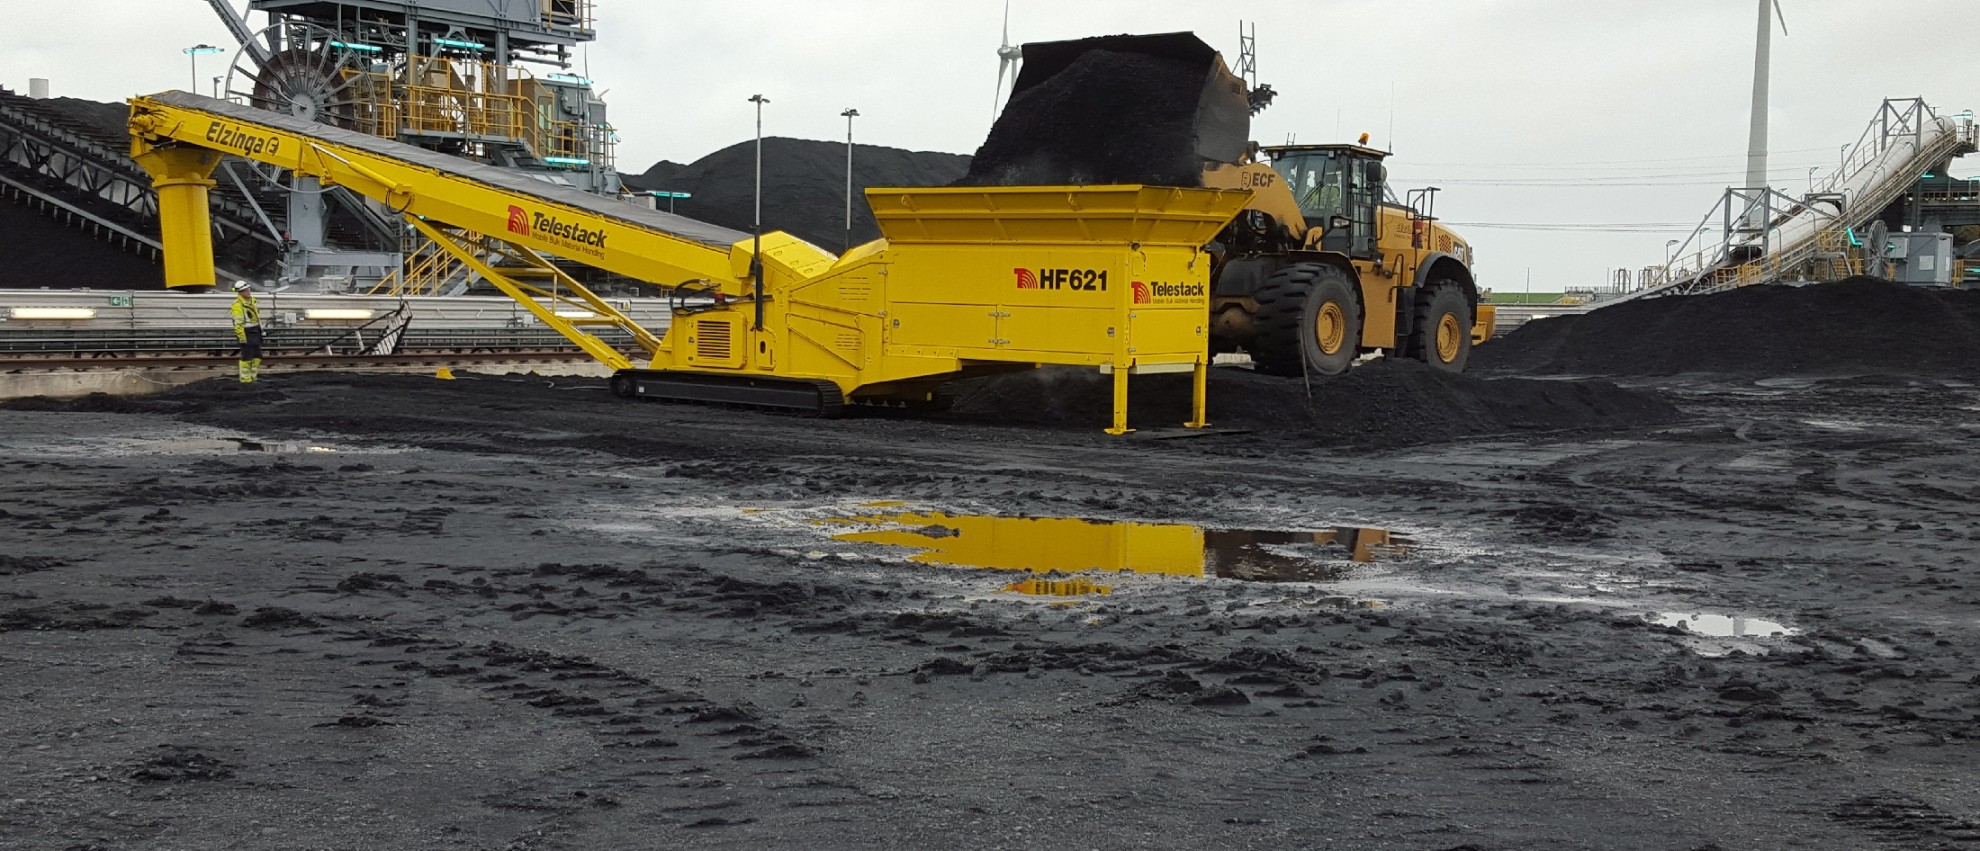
[3, 367, 1979, 850]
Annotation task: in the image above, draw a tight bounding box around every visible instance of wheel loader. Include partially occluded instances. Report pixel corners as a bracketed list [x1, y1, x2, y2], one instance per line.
[1202, 145, 1490, 375]
[995, 33, 1493, 377]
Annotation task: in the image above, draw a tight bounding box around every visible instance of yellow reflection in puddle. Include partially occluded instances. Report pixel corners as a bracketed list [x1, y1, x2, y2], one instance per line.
[826, 511, 1409, 588]
[1006, 578, 1113, 597]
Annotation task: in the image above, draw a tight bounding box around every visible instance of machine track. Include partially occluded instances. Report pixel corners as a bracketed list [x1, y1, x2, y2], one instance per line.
[612, 369, 846, 418]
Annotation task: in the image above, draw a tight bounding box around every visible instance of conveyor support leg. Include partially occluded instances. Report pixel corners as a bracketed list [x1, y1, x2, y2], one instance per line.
[133, 147, 222, 289]
[1186, 358, 1209, 429]
[1106, 365, 1133, 436]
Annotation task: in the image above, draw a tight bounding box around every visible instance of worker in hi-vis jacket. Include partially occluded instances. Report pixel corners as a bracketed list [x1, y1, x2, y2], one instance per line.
[230, 281, 262, 383]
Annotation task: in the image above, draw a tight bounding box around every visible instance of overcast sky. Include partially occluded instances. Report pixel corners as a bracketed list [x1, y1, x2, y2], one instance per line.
[6, 0, 1977, 289]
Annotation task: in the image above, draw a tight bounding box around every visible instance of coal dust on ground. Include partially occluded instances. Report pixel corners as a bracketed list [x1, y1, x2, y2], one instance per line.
[5, 366, 1979, 850]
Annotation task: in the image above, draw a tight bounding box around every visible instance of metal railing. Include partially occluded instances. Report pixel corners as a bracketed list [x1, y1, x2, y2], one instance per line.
[543, 0, 594, 32]
[1626, 99, 1977, 299]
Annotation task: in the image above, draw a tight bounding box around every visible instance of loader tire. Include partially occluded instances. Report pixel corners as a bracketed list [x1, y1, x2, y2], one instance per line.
[1250, 262, 1361, 377]
[1408, 282, 1472, 373]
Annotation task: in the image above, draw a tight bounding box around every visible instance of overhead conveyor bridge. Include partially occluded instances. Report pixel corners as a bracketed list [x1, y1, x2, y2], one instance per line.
[127, 91, 1250, 433]
[1626, 99, 1978, 300]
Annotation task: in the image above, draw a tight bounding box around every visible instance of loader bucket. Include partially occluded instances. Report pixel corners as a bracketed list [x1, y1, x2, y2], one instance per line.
[962, 32, 1251, 188]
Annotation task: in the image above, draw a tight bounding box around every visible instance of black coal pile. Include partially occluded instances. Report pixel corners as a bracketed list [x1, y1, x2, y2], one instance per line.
[623, 138, 970, 250]
[0, 91, 160, 288]
[945, 359, 1682, 445]
[958, 48, 1211, 187]
[1477, 277, 1980, 377]
[33, 96, 133, 150]
[0, 197, 163, 288]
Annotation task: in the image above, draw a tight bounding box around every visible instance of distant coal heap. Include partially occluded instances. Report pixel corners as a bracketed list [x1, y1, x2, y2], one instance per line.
[623, 138, 970, 251]
[1476, 277, 1980, 377]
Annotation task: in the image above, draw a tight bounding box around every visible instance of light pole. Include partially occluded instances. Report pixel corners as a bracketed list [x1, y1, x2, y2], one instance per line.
[1807, 166, 1819, 194]
[840, 108, 859, 253]
[1665, 239, 1679, 281]
[748, 94, 769, 331]
[212, 76, 222, 99]
[183, 44, 223, 95]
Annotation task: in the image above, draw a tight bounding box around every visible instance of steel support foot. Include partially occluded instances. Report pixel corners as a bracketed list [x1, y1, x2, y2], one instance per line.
[1105, 365, 1133, 435]
[1185, 358, 1209, 429]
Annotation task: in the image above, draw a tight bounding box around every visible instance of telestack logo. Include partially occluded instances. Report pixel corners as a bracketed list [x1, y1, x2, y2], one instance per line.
[503, 205, 609, 258]
[1014, 268, 1038, 289]
[1133, 280, 1207, 305]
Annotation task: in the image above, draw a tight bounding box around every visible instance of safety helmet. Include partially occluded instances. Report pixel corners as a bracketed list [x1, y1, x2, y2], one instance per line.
[231, 281, 252, 293]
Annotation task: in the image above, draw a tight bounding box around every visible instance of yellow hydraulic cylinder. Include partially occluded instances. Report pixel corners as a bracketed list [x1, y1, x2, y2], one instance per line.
[132, 146, 223, 288]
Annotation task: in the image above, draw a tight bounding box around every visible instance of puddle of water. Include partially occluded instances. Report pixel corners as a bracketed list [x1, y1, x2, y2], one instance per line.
[1652, 612, 1795, 638]
[236, 440, 338, 454]
[1006, 578, 1113, 597]
[142, 438, 341, 454]
[824, 511, 1411, 586]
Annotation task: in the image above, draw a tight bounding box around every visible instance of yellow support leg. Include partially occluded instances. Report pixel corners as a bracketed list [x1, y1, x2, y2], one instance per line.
[1105, 365, 1133, 436]
[407, 217, 640, 371]
[132, 146, 222, 289]
[1185, 358, 1209, 429]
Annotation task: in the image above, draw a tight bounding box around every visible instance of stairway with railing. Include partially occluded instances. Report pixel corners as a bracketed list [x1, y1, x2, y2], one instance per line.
[371, 227, 482, 296]
[1623, 99, 1977, 301]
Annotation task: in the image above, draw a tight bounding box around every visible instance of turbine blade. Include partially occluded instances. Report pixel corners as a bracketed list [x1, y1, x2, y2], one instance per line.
[1002, 0, 1011, 47]
[1773, 0, 1787, 35]
[994, 60, 1009, 118]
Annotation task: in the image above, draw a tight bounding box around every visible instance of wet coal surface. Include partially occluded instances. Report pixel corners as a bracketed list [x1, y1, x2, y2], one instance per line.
[2, 370, 1979, 849]
[1478, 277, 1980, 377]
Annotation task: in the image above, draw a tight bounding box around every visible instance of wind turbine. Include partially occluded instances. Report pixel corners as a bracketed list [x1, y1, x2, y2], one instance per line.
[1745, 0, 1787, 194]
[993, 0, 1023, 119]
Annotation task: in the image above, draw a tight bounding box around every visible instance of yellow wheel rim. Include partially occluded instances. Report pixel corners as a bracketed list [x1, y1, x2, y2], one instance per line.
[1315, 301, 1347, 355]
[1436, 313, 1463, 363]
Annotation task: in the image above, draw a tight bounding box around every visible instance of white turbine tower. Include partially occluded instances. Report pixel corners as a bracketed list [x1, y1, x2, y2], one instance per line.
[1746, 0, 1788, 195]
[992, 0, 1023, 119]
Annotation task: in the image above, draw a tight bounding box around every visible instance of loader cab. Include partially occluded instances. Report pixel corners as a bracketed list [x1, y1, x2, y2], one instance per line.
[1264, 144, 1387, 260]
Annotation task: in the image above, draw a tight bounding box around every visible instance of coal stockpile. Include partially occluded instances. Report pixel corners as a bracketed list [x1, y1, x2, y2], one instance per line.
[623, 138, 970, 251]
[1477, 277, 1980, 377]
[0, 92, 162, 288]
[32, 96, 133, 149]
[946, 359, 1681, 445]
[957, 48, 1211, 187]
[0, 195, 162, 288]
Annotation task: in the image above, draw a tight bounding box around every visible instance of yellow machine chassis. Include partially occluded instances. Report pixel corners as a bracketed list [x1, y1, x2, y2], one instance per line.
[128, 92, 1249, 433]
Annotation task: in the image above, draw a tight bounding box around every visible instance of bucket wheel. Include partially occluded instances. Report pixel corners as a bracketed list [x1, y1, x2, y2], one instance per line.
[1250, 262, 1362, 377]
[1408, 281, 1473, 373]
[223, 21, 386, 131]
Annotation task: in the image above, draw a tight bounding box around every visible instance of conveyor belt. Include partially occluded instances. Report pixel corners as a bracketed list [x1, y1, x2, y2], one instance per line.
[146, 91, 750, 250]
